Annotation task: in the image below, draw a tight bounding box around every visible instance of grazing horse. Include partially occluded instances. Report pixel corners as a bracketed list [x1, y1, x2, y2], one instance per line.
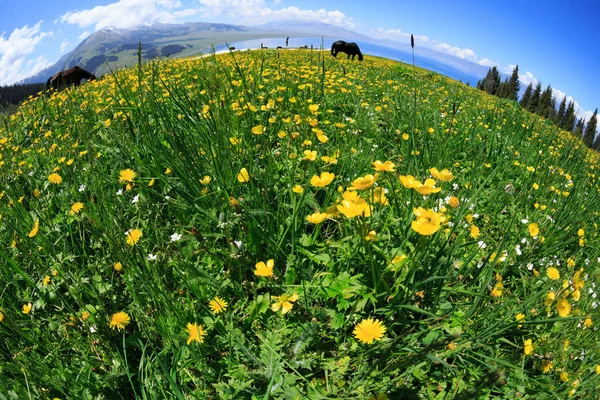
[47, 66, 96, 90]
[331, 40, 363, 61]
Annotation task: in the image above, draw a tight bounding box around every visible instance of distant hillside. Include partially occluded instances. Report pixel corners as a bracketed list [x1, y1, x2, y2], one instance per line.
[21, 22, 286, 84]
[253, 19, 373, 42]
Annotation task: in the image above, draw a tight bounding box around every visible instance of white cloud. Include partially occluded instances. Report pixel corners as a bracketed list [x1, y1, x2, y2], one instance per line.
[197, 0, 355, 28]
[60, 40, 70, 53]
[519, 70, 538, 87]
[60, 0, 192, 30]
[0, 21, 52, 85]
[372, 27, 429, 44]
[78, 31, 91, 40]
[477, 58, 497, 67]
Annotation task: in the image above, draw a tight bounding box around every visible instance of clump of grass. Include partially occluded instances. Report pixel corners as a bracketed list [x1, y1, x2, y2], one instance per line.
[0, 49, 599, 399]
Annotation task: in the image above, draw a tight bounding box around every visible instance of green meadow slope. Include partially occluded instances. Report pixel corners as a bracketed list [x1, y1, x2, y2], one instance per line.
[1, 50, 599, 399]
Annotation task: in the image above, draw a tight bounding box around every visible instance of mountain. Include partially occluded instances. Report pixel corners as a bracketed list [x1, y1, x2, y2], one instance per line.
[253, 19, 372, 42]
[21, 22, 286, 84]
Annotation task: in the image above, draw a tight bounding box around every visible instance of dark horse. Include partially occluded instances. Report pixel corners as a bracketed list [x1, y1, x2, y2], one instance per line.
[47, 66, 96, 90]
[331, 40, 363, 61]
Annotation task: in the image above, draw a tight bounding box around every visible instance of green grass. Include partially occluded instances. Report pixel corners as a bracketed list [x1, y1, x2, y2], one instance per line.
[0, 49, 599, 399]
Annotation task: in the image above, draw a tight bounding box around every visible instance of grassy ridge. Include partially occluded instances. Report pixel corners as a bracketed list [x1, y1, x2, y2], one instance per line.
[0, 49, 599, 399]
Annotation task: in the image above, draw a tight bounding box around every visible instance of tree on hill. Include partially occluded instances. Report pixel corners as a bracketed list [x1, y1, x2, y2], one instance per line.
[528, 82, 542, 112]
[536, 85, 553, 119]
[574, 118, 585, 138]
[593, 132, 600, 151]
[563, 101, 576, 133]
[556, 96, 567, 128]
[520, 83, 533, 108]
[507, 65, 520, 101]
[479, 66, 501, 95]
[549, 97, 557, 123]
[582, 109, 598, 147]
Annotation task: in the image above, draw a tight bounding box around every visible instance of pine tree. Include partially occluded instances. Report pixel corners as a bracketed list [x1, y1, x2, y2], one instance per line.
[508, 65, 520, 101]
[556, 96, 567, 128]
[582, 109, 598, 147]
[574, 118, 585, 138]
[549, 97, 557, 123]
[482, 66, 501, 95]
[520, 83, 533, 108]
[528, 82, 542, 112]
[536, 85, 553, 119]
[496, 79, 509, 98]
[563, 101, 576, 132]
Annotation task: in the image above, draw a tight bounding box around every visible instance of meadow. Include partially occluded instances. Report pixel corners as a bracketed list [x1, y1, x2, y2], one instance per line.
[0, 48, 599, 399]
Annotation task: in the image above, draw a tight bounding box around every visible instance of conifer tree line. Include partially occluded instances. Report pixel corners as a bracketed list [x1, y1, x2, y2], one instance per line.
[0, 83, 47, 113]
[478, 66, 600, 151]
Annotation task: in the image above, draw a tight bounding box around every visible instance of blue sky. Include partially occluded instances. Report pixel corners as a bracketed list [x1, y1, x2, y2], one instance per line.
[1, 0, 599, 123]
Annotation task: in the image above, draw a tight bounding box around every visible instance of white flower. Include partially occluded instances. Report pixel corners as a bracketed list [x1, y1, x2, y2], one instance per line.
[132, 194, 139, 204]
[477, 241, 486, 249]
[452, 183, 459, 190]
[527, 263, 534, 270]
[233, 240, 242, 249]
[116, 189, 123, 195]
[147, 253, 157, 261]
[521, 219, 529, 224]
[90, 325, 97, 333]
[78, 184, 86, 192]
[515, 245, 522, 256]
[170, 233, 182, 242]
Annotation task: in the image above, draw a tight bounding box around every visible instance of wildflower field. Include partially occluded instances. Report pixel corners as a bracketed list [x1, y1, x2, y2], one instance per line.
[1, 49, 599, 399]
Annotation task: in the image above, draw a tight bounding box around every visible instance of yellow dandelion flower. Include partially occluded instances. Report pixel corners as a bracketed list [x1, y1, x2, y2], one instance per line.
[251, 124, 265, 135]
[348, 174, 378, 191]
[353, 318, 386, 344]
[448, 196, 459, 208]
[306, 212, 328, 224]
[524, 339, 534, 356]
[529, 223, 539, 237]
[148, 178, 155, 187]
[22, 303, 32, 314]
[28, 220, 39, 238]
[557, 299, 571, 317]
[71, 202, 84, 214]
[547, 267, 560, 280]
[541, 360, 553, 373]
[200, 176, 211, 185]
[186, 322, 206, 344]
[303, 150, 317, 161]
[571, 289, 580, 302]
[126, 228, 142, 246]
[595, 365, 600, 374]
[42, 275, 50, 286]
[109, 311, 130, 331]
[308, 104, 319, 113]
[237, 168, 250, 183]
[119, 169, 136, 184]
[254, 259, 274, 277]
[114, 262, 123, 272]
[560, 371, 569, 382]
[545, 291, 555, 306]
[48, 173, 62, 184]
[470, 225, 480, 239]
[208, 297, 228, 314]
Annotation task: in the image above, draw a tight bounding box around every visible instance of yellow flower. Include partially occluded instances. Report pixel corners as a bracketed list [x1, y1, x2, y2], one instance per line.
[22, 303, 32, 315]
[164, 167, 172, 174]
[254, 259, 274, 277]
[200, 176, 211, 185]
[186, 322, 207, 344]
[413, 178, 442, 195]
[388, 254, 408, 271]
[148, 178, 155, 187]
[306, 212, 328, 224]
[208, 297, 228, 314]
[545, 291, 555, 306]
[448, 196, 459, 208]
[583, 317, 592, 327]
[109, 311, 130, 331]
[71, 202, 84, 214]
[541, 360, 553, 373]
[490, 282, 503, 298]
[303, 150, 317, 161]
[292, 185, 304, 194]
[353, 318, 386, 344]
[595, 365, 600, 374]
[364, 230, 377, 241]
[371, 160, 396, 172]
[119, 169, 136, 184]
[348, 174, 378, 191]
[470, 225, 480, 239]
[48, 173, 62, 184]
[316, 133, 329, 143]
[402, 133, 409, 140]
[271, 293, 299, 314]
[0, 308, 3, 323]
[337, 191, 371, 218]
[560, 371, 569, 382]
[528, 223, 539, 237]
[308, 104, 319, 114]
[251, 124, 265, 135]
[547, 267, 560, 280]
[237, 168, 250, 183]
[42, 275, 50, 286]
[372, 187, 388, 205]
[429, 167, 455, 181]
[411, 207, 444, 236]
[516, 313, 525, 324]
[523, 339, 533, 356]
[310, 172, 335, 187]
[428, 127, 435, 133]
[399, 175, 420, 188]
[321, 155, 338, 164]
[28, 220, 39, 238]
[557, 299, 571, 317]
[126, 228, 142, 246]
[114, 262, 123, 272]
[577, 228, 584, 237]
